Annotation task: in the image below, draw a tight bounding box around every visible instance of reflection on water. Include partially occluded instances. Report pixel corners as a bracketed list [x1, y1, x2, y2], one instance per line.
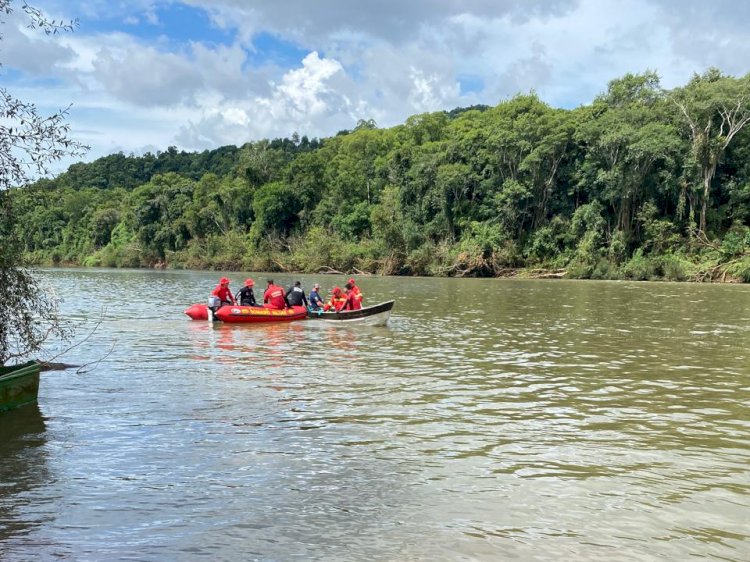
[0, 405, 49, 545]
[0, 270, 748, 560]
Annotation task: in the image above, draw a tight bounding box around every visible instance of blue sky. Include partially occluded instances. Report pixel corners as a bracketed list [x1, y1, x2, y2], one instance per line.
[2, 0, 749, 170]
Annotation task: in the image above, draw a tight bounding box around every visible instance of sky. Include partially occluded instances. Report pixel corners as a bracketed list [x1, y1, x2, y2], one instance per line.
[1, 0, 748, 168]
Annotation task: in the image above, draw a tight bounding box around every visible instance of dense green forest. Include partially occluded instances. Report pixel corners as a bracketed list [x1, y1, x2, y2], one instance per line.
[9, 70, 750, 282]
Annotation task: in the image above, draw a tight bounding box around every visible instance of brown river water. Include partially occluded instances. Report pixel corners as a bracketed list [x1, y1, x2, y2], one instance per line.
[1, 269, 749, 561]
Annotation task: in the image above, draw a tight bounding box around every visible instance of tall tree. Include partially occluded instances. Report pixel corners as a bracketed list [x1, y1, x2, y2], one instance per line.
[577, 73, 682, 238]
[672, 69, 750, 233]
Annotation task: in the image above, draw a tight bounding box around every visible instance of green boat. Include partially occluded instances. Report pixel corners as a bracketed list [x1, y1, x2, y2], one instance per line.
[0, 361, 41, 413]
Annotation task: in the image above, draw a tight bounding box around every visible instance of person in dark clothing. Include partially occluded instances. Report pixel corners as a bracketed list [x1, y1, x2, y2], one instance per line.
[285, 280, 308, 307]
[308, 283, 324, 310]
[235, 278, 258, 306]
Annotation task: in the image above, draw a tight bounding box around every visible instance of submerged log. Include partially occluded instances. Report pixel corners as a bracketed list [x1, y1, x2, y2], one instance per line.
[39, 361, 80, 372]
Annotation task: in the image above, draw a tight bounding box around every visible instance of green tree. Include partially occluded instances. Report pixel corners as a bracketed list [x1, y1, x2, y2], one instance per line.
[250, 181, 301, 241]
[577, 73, 682, 241]
[129, 173, 195, 262]
[0, 1, 84, 363]
[672, 69, 750, 233]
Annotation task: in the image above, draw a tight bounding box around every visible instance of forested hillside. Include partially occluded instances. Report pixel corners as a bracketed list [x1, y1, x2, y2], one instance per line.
[9, 70, 750, 281]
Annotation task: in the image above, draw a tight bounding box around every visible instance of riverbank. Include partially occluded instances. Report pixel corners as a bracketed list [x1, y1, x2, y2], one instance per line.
[33, 249, 750, 283]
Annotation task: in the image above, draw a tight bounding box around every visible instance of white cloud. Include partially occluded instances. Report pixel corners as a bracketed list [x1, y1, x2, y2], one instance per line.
[90, 43, 202, 106]
[0, 10, 76, 75]
[185, 0, 579, 46]
[408, 68, 460, 113]
[276, 52, 343, 116]
[174, 51, 352, 148]
[3, 0, 749, 165]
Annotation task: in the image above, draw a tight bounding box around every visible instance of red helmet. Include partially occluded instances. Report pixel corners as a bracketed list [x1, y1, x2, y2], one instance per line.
[220, 277, 230, 284]
[347, 278, 355, 285]
[245, 278, 254, 287]
[332, 286, 342, 296]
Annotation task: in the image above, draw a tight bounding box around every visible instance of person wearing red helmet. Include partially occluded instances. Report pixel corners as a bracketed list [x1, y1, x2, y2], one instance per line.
[263, 279, 288, 310]
[347, 277, 363, 310]
[324, 286, 348, 312]
[211, 277, 236, 306]
[235, 278, 258, 306]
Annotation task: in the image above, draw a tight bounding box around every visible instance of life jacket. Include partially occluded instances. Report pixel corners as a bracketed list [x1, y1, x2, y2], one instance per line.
[350, 286, 363, 310]
[329, 295, 347, 311]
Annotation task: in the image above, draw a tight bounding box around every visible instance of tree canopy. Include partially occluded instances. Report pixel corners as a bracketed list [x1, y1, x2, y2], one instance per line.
[8, 69, 750, 284]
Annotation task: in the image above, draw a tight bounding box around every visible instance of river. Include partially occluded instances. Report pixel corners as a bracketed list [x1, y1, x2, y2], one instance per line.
[1, 269, 749, 561]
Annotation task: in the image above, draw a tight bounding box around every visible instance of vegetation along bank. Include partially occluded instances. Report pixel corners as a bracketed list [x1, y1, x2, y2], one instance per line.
[10, 70, 750, 282]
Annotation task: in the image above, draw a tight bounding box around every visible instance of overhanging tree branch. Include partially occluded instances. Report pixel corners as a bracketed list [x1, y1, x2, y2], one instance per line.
[0, 1, 87, 365]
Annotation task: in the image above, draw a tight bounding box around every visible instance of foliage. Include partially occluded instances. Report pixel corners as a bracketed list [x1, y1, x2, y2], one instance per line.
[671, 68, 750, 233]
[659, 253, 695, 281]
[0, 246, 72, 363]
[0, 1, 88, 191]
[0, 1, 83, 364]
[725, 255, 750, 282]
[621, 249, 656, 281]
[7, 68, 750, 284]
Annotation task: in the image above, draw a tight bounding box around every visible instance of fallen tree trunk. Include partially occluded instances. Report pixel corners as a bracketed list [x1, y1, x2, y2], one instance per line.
[39, 361, 80, 372]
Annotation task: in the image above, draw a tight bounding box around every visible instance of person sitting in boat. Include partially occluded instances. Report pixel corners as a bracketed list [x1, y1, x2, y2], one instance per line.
[308, 283, 325, 310]
[342, 282, 359, 311]
[263, 279, 288, 310]
[211, 277, 236, 307]
[324, 286, 348, 312]
[285, 280, 308, 307]
[347, 277, 363, 310]
[235, 278, 258, 306]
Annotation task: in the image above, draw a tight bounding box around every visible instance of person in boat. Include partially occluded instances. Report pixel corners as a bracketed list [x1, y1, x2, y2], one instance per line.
[324, 286, 348, 312]
[285, 280, 308, 307]
[263, 279, 288, 310]
[211, 277, 236, 307]
[347, 277, 363, 310]
[342, 282, 359, 311]
[308, 283, 325, 310]
[235, 278, 258, 306]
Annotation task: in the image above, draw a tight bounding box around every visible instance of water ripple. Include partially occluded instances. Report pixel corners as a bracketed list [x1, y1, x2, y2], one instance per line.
[0, 272, 748, 560]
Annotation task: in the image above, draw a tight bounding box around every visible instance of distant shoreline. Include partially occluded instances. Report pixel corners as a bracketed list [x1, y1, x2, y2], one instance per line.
[34, 261, 747, 284]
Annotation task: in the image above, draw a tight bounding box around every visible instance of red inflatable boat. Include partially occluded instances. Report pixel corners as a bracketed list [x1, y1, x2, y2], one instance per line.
[184, 304, 308, 323]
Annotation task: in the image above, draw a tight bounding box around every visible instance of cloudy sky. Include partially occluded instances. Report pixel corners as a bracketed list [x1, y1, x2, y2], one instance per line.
[2, 0, 748, 166]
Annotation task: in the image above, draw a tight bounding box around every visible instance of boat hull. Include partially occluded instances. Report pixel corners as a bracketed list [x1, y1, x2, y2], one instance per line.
[306, 300, 394, 326]
[184, 303, 211, 320]
[0, 361, 41, 413]
[184, 304, 308, 323]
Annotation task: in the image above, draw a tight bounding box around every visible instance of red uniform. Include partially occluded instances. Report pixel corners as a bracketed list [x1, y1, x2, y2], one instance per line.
[330, 296, 348, 311]
[325, 287, 347, 311]
[350, 286, 363, 310]
[211, 284, 235, 304]
[264, 284, 287, 310]
[347, 278, 363, 310]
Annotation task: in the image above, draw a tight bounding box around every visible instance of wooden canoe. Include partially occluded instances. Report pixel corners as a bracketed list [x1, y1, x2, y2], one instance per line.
[306, 300, 394, 326]
[0, 361, 41, 413]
